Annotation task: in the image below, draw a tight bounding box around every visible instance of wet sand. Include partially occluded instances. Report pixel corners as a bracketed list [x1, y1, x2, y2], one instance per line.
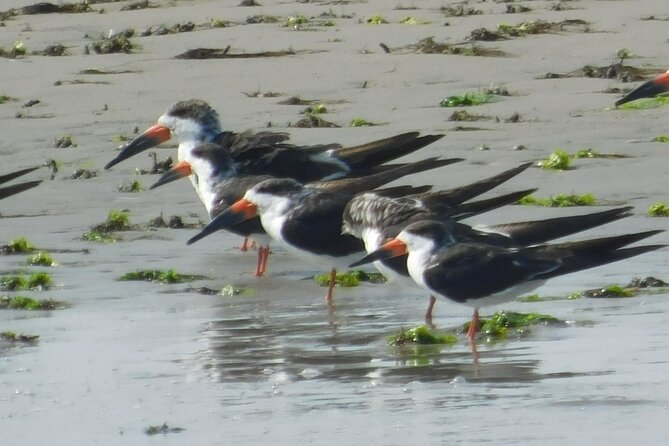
[1, 0, 668, 444]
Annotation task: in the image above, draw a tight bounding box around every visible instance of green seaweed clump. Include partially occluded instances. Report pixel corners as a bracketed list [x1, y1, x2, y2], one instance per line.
[388, 325, 457, 346]
[304, 103, 327, 114]
[27, 252, 56, 266]
[0, 272, 52, 291]
[314, 270, 386, 287]
[518, 193, 596, 207]
[81, 209, 132, 243]
[104, 210, 131, 230]
[648, 202, 669, 217]
[440, 92, 494, 107]
[538, 149, 571, 170]
[349, 118, 375, 127]
[572, 148, 630, 159]
[83, 209, 132, 242]
[82, 230, 117, 243]
[120, 269, 204, 284]
[518, 294, 543, 302]
[582, 285, 635, 298]
[652, 135, 669, 142]
[27, 272, 52, 289]
[3, 237, 36, 254]
[366, 14, 387, 25]
[474, 311, 563, 340]
[0, 295, 62, 310]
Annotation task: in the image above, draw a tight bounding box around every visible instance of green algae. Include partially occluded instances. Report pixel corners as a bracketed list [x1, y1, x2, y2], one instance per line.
[581, 285, 636, 298]
[648, 202, 669, 217]
[4, 237, 36, 254]
[0, 272, 52, 291]
[27, 252, 56, 266]
[349, 118, 375, 127]
[618, 96, 669, 110]
[517, 193, 596, 207]
[652, 135, 669, 142]
[440, 92, 494, 107]
[314, 270, 386, 287]
[83, 210, 132, 242]
[0, 295, 63, 310]
[539, 148, 629, 170]
[518, 293, 543, 302]
[538, 149, 570, 170]
[472, 311, 564, 340]
[388, 325, 457, 346]
[366, 14, 387, 25]
[119, 269, 206, 284]
[81, 229, 117, 243]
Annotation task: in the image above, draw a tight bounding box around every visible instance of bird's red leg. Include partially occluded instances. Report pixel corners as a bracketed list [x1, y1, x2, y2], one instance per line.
[240, 237, 249, 252]
[424, 295, 437, 326]
[467, 308, 480, 365]
[325, 268, 336, 306]
[254, 247, 265, 277]
[258, 246, 270, 276]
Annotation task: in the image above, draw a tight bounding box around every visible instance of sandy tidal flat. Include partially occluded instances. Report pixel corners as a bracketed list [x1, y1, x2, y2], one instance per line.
[1, 1, 668, 444]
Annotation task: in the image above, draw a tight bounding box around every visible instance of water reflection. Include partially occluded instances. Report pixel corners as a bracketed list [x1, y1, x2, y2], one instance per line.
[191, 294, 555, 385]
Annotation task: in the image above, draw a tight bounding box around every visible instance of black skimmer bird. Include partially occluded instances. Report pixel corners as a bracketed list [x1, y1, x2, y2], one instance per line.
[105, 99, 446, 251]
[343, 165, 637, 322]
[155, 142, 463, 277]
[615, 70, 669, 106]
[183, 161, 532, 306]
[350, 219, 664, 358]
[0, 167, 42, 201]
[104, 99, 445, 183]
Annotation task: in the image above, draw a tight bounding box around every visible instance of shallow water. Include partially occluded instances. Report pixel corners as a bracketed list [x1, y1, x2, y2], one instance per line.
[2, 237, 668, 445]
[2, 0, 669, 443]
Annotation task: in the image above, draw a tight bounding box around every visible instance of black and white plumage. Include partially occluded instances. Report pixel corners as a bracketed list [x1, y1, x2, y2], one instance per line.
[351, 219, 664, 351]
[343, 162, 642, 321]
[105, 99, 446, 184]
[155, 142, 461, 276]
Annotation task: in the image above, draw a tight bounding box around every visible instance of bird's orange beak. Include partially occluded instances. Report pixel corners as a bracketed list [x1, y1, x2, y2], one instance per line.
[349, 238, 408, 267]
[615, 71, 669, 107]
[105, 124, 172, 169]
[187, 199, 258, 245]
[150, 160, 192, 190]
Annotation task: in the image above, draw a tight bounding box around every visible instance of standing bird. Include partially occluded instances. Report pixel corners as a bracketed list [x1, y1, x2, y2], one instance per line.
[185, 171, 535, 304]
[104, 99, 446, 183]
[343, 163, 636, 322]
[105, 99, 445, 249]
[153, 142, 463, 276]
[351, 220, 664, 360]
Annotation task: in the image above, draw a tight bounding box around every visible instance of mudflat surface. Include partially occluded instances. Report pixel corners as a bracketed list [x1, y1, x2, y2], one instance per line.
[1, 1, 668, 444]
